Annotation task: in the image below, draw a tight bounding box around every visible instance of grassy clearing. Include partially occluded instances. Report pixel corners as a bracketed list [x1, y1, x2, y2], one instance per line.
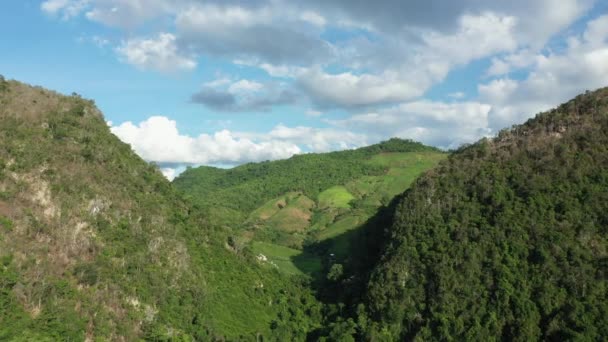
[349, 152, 448, 202]
[251, 241, 322, 276]
[318, 186, 355, 209]
[318, 215, 363, 241]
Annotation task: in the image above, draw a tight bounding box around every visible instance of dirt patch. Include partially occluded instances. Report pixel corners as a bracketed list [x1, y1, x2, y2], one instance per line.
[0, 200, 15, 217]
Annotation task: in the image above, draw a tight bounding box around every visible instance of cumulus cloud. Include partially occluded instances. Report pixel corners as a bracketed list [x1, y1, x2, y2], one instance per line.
[486, 49, 537, 77]
[330, 101, 492, 149]
[116, 33, 196, 72]
[266, 125, 368, 152]
[298, 68, 423, 107]
[110, 116, 302, 166]
[295, 11, 519, 108]
[43, 0, 604, 159]
[480, 14, 608, 130]
[110, 116, 371, 178]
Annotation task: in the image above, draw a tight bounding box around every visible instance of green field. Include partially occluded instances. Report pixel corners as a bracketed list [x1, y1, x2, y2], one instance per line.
[247, 151, 447, 274]
[251, 241, 322, 276]
[318, 186, 355, 209]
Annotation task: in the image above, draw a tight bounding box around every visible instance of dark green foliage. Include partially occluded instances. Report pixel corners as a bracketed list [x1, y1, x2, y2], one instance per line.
[327, 264, 344, 281]
[73, 263, 98, 286]
[0, 216, 13, 232]
[364, 87, 608, 340]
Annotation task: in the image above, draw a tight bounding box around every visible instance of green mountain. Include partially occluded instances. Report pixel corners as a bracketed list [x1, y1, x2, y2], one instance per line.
[3, 76, 607, 341]
[358, 88, 608, 340]
[0, 79, 321, 341]
[174, 139, 446, 280]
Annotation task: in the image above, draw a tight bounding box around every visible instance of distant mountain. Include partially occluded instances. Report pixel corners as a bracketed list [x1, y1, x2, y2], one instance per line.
[0, 79, 321, 340]
[174, 138, 442, 221]
[174, 139, 445, 280]
[357, 88, 608, 340]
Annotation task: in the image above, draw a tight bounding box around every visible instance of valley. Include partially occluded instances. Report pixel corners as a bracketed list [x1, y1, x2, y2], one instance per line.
[1, 76, 607, 340]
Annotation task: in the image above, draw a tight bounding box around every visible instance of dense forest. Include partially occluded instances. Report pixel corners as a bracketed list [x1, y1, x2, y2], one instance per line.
[357, 88, 608, 340]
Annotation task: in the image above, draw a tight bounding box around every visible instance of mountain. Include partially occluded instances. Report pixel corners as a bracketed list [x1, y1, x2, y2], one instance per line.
[174, 138, 443, 225]
[174, 140, 446, 280]
[357, 88, 608, 340]
[0, 78, 321, 341]
[3, 76, 606, 341]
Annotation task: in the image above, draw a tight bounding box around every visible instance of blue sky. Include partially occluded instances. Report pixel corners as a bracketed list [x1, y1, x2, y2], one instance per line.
[1, 0, 607, 179]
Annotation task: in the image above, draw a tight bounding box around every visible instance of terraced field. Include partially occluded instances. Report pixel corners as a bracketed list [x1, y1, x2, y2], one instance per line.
[241, 151, 447, 277]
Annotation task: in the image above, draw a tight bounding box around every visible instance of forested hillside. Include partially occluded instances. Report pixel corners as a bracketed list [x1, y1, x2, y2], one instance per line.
[358, 88, 608, 340]
[0, 79, 322, 341]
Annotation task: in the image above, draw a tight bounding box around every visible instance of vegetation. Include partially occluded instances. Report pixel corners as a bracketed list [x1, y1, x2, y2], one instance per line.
[347, 87, 608, 340]
[3, 77, 606, 341]
[175, 142, 446, 280]
[174, 138, 441, 222]
[0, 79, 322, 340]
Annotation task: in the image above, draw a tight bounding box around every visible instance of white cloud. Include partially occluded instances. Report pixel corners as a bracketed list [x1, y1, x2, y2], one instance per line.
[228, 80, 264, 94]
[330, 100, 492, 149]
[295, 12, 519, 108]
[423, 13, 518, 65]
[486, 49, 537, 76]
[478, 78, 519, 104]
[191, 79, 297, 112]
[41, 0, 89, 19]
[266, 124, 368, 152]
[583, 14, 608, 47]
[479, 14, 608, 130]
[160, 167, 178, 181]
[42, 0, 604, 154]
[203, 77, 232, 88]
[234, 60, 306, 78]
[116, 33, 197, 73]
[298, 68, 422, 107]
[110, 116, 302, 166]
[300, 11, 327, 27]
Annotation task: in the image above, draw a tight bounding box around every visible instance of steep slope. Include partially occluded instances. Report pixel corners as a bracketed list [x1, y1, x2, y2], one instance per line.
[361, 88, 608, 340]
[0, 79, 321, 341]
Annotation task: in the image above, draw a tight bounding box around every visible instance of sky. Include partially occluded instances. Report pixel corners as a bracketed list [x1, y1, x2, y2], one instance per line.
[1, 0, 607, 179]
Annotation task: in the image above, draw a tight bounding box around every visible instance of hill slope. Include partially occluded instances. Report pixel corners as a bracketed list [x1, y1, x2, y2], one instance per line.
[174, 140, 446, 279]
[0, 79, 321, 341]
[174, 138, 442, 222]
[361, 88, 608, 340]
